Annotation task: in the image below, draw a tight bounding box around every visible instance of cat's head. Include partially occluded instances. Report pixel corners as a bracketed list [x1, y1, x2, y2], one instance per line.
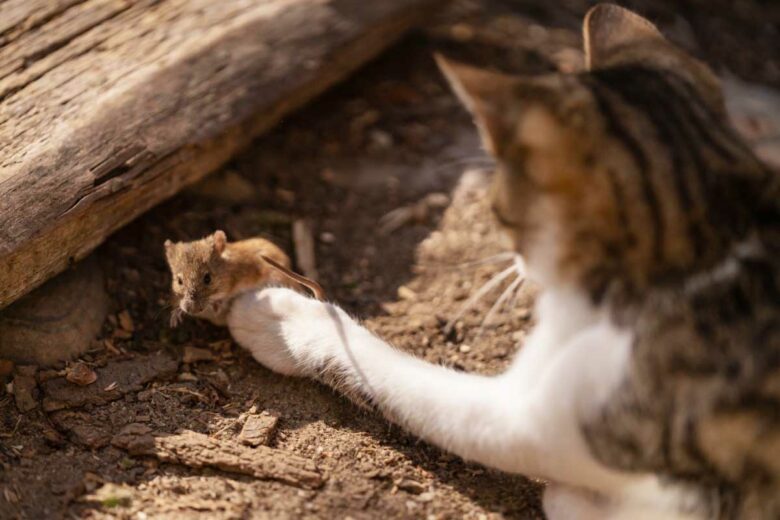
[438, 4, 767, 303]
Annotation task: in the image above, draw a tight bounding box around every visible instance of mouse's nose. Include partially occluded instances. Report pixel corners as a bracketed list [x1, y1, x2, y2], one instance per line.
[181, 298, 199, 314]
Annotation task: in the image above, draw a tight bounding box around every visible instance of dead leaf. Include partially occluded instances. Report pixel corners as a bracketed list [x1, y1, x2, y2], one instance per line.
[292, 219, 318, 281]
[182, 346, 214, 364]
[65, 363, 97, 386]
[3, 486, 19, 503]
[0, 359, 14, 377]
[113, 329, 132, 340]
[103, 339, 121, 355]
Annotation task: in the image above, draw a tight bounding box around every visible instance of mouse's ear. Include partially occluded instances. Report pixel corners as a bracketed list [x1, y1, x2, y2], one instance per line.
[164, 239, 177, 262]
[212, 230, 227, 254]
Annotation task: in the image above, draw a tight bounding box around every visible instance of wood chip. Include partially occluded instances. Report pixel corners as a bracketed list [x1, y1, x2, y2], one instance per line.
[11, 373, 37, 413]
[182, 346, 214, 364]
[396, 478, 426, 494]
[65, 363, 97, 387]
[177, 372, 198, 382]
[0, 359, 14, 378]
[238, 411, 280, 447]
[292, 219, 319, 281]
[103, 339, 121, 355]
[117, 310, 134, 332]
[3, 487, 19, 504]
[111, 425, 322, 489]
[397, 285, 417, 301]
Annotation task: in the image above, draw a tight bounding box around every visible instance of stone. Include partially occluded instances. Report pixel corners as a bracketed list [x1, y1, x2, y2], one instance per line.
[0, 257, 108, 366]
[182, 346, 214, 364]
[12, 370, 38, 413]
[41, 350, 178, 411]
[50, 411, 112, 449]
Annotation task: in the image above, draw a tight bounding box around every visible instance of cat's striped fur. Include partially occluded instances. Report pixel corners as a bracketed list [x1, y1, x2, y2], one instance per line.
[448, 4, 780, 518]
[226, 5, 779, 519]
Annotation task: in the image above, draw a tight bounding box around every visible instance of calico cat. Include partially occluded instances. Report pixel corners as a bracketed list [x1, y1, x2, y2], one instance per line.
[226, 4, 780, 519]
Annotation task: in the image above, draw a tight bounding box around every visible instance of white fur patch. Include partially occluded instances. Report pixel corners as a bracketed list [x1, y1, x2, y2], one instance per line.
[228, 286, 699, 518]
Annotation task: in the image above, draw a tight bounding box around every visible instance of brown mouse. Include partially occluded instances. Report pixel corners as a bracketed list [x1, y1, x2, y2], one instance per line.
[164, 230, 324, 327]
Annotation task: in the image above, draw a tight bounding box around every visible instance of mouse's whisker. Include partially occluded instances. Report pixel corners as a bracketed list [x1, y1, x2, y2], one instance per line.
[153, 301, 178, 324]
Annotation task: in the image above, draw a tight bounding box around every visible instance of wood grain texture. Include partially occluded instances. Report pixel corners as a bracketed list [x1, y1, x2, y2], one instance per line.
[112, 425, 323, 489]
[0, 0, 441, 308]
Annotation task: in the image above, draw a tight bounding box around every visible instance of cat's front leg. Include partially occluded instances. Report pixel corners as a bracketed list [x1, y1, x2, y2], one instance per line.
[227, 288, 684, 515]
[227, 287, 620, 480]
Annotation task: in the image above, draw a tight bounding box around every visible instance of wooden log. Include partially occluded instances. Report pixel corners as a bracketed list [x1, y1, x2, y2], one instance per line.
[0, 0, 441, 308]
[111, 425, 323, 489]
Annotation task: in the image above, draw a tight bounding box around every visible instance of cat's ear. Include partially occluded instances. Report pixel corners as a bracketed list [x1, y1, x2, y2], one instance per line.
[583, 4, 724, 112]
[583, 4, 665, 70]
[435, 54, 519, 156]
[212, 230, 227, 255]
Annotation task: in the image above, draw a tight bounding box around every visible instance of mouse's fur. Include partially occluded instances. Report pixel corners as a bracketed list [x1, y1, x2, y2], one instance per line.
[164, 230, 292, 326]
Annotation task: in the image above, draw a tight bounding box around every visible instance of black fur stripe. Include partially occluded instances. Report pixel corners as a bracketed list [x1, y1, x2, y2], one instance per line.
[584, 78, 665, 263]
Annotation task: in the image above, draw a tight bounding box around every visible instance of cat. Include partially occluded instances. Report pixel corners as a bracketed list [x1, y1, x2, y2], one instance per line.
[226, 4, 780, 519]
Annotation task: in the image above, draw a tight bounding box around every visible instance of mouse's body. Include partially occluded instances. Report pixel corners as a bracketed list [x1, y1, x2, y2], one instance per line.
[164, 230, 298, 327]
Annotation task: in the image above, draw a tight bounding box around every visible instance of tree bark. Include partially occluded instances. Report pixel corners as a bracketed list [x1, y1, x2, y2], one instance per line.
[112, 425, 323, 489]
[0, 0, 442, 308]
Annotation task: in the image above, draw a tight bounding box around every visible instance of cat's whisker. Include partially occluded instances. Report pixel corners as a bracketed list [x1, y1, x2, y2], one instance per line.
[455, 251, 517, 270]
[503, 255, 529, 316]
[512, 254, 527, 279]
[506, 275, 526, 314]
[418, 251, 516, 273]
[445, 263, 518, 334]
[506, 254, 526, 312]
[476, 273, 525, 337]
[425, 156, 495, 176]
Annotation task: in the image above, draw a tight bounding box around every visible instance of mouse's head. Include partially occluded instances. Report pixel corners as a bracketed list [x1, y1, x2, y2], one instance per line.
[164, 230, 228, 315]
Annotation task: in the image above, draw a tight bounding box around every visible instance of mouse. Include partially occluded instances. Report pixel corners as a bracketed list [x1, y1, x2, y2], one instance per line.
[164, 230, 324, 327]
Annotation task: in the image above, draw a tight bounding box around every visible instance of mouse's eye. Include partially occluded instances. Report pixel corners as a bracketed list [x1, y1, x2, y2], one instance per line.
[203, 273, 212, 285]
[176, 276, 183, 286]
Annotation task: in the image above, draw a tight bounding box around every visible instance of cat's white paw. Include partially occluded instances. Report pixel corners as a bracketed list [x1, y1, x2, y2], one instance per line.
[544, 484, 610, 520]
[227, 287, 343, 377]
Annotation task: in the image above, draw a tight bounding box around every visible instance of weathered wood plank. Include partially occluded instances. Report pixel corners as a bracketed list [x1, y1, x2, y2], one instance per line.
[0, 0, 441, 308]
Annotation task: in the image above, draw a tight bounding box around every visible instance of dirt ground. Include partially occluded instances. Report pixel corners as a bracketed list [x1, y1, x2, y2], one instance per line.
[1, 1, 778, 518]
